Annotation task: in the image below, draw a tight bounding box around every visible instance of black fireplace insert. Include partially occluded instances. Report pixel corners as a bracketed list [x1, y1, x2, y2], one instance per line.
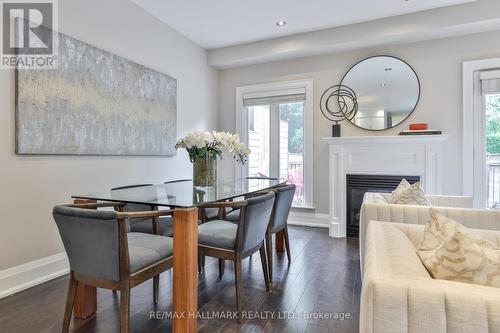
[346, 174, 420, 238]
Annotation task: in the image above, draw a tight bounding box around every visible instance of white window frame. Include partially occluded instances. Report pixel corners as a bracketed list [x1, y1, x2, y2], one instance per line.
[463, 58, 500, 208]
[235, 79, 314, 209]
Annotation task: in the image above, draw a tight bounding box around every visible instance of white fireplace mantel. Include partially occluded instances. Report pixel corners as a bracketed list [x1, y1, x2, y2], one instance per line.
[323, 135, 448, 238]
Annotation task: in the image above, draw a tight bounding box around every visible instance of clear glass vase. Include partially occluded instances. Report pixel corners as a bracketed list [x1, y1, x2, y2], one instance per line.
[193, 154, 217, 188]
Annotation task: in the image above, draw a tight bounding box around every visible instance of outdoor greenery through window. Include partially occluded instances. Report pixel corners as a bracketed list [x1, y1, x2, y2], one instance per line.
[486, 94, 500, 208]
[280, 102, 305, 204]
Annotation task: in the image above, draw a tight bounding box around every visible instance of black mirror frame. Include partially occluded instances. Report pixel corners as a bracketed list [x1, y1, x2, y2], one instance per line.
[339, 55, 421, 132]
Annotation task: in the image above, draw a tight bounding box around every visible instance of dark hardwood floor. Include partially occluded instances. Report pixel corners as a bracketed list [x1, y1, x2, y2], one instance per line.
[0, 226, 361, 333]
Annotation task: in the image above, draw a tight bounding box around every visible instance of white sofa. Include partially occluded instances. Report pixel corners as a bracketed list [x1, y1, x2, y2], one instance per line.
[360, 221, 500, 333]
[359, 193, 476, 272]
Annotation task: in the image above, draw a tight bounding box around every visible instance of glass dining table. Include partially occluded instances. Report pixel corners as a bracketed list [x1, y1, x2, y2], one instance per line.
[71, 177, 284, 333]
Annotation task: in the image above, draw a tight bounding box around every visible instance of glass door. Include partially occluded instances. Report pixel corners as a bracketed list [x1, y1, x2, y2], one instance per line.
[485, 93, 500, 208]
[247, 105, 271, 178]
[245, 101, 305, 205]
[279, 102, 304, 205]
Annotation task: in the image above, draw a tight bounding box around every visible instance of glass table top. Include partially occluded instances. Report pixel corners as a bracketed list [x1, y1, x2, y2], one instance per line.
[72, 177, 285, 208]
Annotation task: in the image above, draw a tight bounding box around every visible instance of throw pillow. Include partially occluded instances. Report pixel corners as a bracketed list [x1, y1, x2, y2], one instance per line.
[419, 209, 495, 251]
[418, 226, 500, 288]
[391, 180, 430, 206]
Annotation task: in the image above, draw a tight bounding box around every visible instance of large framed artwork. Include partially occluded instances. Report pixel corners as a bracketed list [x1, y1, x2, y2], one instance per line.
[15, 25, 177, 156]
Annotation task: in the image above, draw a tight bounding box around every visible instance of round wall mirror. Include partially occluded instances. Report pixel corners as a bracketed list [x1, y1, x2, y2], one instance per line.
[340, 55, 420, 131]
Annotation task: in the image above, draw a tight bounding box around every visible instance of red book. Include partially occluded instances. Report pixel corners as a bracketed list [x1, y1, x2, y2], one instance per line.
[409, 123, 428, 131]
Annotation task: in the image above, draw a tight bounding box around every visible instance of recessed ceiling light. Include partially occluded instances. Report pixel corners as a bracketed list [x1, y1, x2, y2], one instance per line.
[276, 20, 287, 27]
[385, 67, 392, 71]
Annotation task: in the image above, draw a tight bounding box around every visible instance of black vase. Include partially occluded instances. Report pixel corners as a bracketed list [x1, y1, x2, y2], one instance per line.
[332, 124, 341, 137]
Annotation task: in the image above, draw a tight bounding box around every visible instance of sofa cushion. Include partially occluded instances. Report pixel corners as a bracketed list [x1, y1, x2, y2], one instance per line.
[376, 223, 432, 279]
[391, 179, 430, 206]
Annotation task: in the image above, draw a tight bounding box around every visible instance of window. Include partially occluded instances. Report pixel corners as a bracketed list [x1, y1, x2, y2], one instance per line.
[236, 80, 314, 208]
[482, 71, 500, 208]
[464, 62, 500, 209]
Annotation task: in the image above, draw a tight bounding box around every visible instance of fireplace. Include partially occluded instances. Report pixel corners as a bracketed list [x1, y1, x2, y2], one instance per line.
[345, 174, 420, 238]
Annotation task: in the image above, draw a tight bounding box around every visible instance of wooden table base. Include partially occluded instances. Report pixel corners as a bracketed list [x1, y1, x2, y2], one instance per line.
[173, 208, 198, 332]
[74, 283, 97, 319]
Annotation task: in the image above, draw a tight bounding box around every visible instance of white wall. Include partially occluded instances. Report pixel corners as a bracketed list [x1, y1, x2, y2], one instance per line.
[0, 0, 218, 271]
[218, 30, 500, 214]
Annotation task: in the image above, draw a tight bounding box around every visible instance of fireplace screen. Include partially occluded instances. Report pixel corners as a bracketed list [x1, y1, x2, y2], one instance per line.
[346, 174, 420, 238]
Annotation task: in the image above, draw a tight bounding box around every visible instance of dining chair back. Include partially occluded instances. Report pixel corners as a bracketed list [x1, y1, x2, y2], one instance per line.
[239, 192, 275, 254]
[265, 184, 296, 281]
[164, 179, 192, 184]
[53, 203, 174, 333]
[53, 206, 121, 281]
[111, 184, 175, 237]
[270, 184, 295, 232]
[111, 184, 154, 214]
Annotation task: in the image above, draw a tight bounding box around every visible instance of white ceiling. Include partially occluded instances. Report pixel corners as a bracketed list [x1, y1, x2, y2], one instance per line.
[131, 0, 475, 49]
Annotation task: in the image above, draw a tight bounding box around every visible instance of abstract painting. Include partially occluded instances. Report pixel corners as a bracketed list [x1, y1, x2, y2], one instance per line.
[15, 24, 177, 155]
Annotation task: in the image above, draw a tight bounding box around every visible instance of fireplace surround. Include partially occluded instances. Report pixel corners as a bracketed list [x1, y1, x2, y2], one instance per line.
[323, 135, 447, 238]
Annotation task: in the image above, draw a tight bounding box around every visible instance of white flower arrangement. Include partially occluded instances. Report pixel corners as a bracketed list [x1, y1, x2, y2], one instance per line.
[175, 131, 251, 165]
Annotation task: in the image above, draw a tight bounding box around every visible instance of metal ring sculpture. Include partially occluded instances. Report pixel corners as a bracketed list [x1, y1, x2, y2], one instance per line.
[319, 85, 358, 124]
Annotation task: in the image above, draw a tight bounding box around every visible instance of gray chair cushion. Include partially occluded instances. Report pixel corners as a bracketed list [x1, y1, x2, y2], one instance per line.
[127, 233, 173, 273]
[130, 216, 174, 237]
[224, 209, 240, 222]
[198, 220, 238, 250]
[204, 207, 219, 220]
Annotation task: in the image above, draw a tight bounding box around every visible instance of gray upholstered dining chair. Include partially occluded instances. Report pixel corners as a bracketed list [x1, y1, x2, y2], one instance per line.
[53, 203, 174, 333]
[111, 184, 175, 237]
[222, 184, 295, 281]
[197, 191, 275, 320]
[265, 184, 295, 281]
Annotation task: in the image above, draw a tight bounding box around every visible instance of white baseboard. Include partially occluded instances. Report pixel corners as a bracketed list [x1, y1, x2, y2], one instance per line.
[0, 252, 69, 299]
[288, 211, 330, 228]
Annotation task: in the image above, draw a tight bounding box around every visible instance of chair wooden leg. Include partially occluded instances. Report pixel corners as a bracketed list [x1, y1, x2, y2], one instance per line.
[120, 288, 130, 333]
[201, 255, 206, 268]
[61, 273, 78, 333]
[234, 259, 242, 323]
[197, 254, 202, 274]
[283, 225, 292, 263]
[153, 275, 159, 304]
[259, 246, 270, 291]
[275, 230, 285, 252]
[218, 259, 225, 279]
[266, 230, 273, 282]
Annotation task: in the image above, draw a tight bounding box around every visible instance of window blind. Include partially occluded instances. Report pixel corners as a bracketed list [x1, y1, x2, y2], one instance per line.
[480, 69, 500, 94]
[242, 88, 306, 107]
